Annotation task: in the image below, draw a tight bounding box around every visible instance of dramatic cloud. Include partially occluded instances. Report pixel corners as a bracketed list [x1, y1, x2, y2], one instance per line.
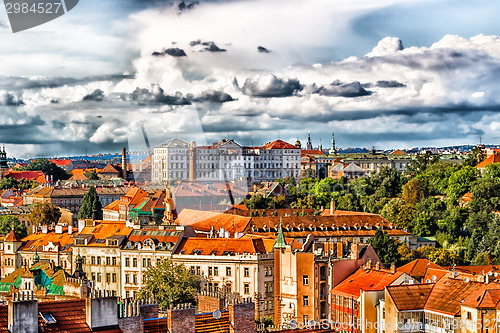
[258, 46, 271, 53]
[131, 85, 191, 105]
[313, 80, 372, 98]
[152, 48, 187, 57]
[83, 89, 105, 102]
[0, 92, 23, 106]
[241, 75, 303, 97]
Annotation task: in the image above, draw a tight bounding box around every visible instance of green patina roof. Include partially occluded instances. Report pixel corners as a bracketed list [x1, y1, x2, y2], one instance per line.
[0, 263, 69, 295]
[273, 218, 287, 250]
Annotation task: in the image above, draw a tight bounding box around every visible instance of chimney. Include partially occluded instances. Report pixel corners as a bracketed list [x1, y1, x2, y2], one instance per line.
[68, 225, 73, 235]
[366, 259, 372, 270]
[8, 292, 38, 333]
[229, 300, 255, 333]
[41, 225, 48, 234]
[351, 243, 359, 260]
[86, 293, 119, 330]
[122, 148, 127, 181]
[330, 199, 335, 215]
[55, 225, 63, 234]
[78, 219, 85, 233]
[375, 262, 380, 271]
[167, 304, 195, 333]
[390, 263, 396, 273]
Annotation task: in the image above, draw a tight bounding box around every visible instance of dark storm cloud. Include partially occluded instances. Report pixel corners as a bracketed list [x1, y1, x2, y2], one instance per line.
[0, 93, 24, 106]
[192, 90, 235, 103]
[177, 1, 199, 13]
[83, 89, 105, 102]
[132, 87, 191, 105]
[370, 80, 406, 88]
[152, 47, 187, 57]
[189, 40, 227, 52]
[258, 46, 271, 53]
[242, 75, 303, 97]
[313, 80, 372, 98]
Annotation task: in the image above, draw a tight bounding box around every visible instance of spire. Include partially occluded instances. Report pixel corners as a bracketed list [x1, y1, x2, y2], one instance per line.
[32, 249, 40, 265]
[331, 132, 337, 155]
[273, 217, 287, 250]
[306, 131, 313, 150]
[319, 139, 323, 151]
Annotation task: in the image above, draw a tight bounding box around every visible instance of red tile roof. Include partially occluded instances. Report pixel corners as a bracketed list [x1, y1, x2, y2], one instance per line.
[4, 171, 46, 183]
[301, 150, 326, 156]
[19, 230, 74, 252]
[49, 159, 72, 166]
[4, 230, 21, 242]
[0, 299, 122, 332]
[78, 221, 132, 247]
[398, 259, 443, 279]
[386, 283, 434, 310]
[261, 140, 298, 150]
[174, 237, 267, 255]
[331, 267, 404, 298]
[477, 153, 500, 168]
[100, 163, 120, 174]
[462, 285, 500, 309]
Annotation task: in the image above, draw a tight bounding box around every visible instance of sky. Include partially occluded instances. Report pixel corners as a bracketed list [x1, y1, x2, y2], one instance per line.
[1, 0, 500, 158]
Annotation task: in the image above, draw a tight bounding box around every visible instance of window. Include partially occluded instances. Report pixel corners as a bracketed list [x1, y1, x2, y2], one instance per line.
[112, 257, 117, 265]
[265, 282, 273, 294]
[106, 257, 110, 265]
[133, 258, 137, 267]
[125, 291, 130, 299]
[303, 296, 309, 306]
[244, 267, 250, 277]
[467, 312, 472, 320]
[106, 273, 111, 283]
[125, 257, 130, 267]
[91, 256, 96, 265]
[303, 275, 309, 285]
[97, 257, 101, 265]
[112, 273, 117, 283]
[265, 267, 273, 276]
[133, 274, 137, 284]
[214, 267, 219, 276]
[143, 258, 146, 267]
[147, 258, 151, 267]
[208, 267, 213, 276]
[125, 274, 130, 284]
[91, 272, 95, 281]
[244, 283, 250, 294]
[226, 267, 232, 276]
[196, 266, 201, 275]
[97, 273, 101, 282]
[303, 315, 309, 324]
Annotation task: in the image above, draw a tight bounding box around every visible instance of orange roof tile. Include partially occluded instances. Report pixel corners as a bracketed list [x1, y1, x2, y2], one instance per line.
[424, 276, 487, 316]
[261, 140, 298, 150]
[19, 230, 74, 252]
[462, 285, 500, 309]
[78, 221, 132, 246]
[386, 283, 434, 310]
[398, 259, 443, 279]
[174, 237, 267, 255]
[477, 153, 500, 168]
[49, 159, 72, 166]
[4, 230, 21, 242]
[301, 149, 326, 156]
[100, 163, 120, 174]
[4, 171, 46, 183]
[331, 267, 404, 298]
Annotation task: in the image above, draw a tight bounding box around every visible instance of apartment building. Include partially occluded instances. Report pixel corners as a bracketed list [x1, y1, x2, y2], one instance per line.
[152, 138, 301, 183]
[172, 237, 275, 319]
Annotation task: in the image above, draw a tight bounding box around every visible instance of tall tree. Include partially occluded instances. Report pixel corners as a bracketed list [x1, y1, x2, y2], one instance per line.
[78, 186, 103, 220]
[402, 178, 425, 205]
[0, 216, 27, 238]
[463, 146, 485, 167]
[29, 202, 61, 226]
[405, 151, 440, 176]
[446, 166, 478, 199]
[138, 258, 201, 310]
[84, 169, 100, 180]
[368, 230, 401, 267]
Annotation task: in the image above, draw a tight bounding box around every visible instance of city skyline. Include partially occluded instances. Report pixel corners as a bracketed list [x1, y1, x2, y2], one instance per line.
[2, 0, 500, 158]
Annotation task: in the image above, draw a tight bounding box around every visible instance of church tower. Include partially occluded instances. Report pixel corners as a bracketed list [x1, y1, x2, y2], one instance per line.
[306, 131, 313, 150]
[331, 133, 337, 155]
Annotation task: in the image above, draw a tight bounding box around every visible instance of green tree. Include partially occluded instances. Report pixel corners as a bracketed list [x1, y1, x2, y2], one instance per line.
[406, 151, 440, 176]
[446, 166, 478, 199]
[438, 206, 468, 242]
[290, 195, 317, 209]
[369, 166, 405, 198]
[0, 216, 27, 238]
[138, 258, 201, 310]
[380, 199, 405, 224]
[336, 193, 361, 212]
[84, 169, 100, 180]
[301, 168, 316, 179]
[243, 194, 271, 210]
[368, 230, 401, 267]
[427, 248, 460, 266]
[271, 194, 286, 209]
[0, 177, 19, 190]
[402, 178, 425, 205]
[412, 197, 445, 236]
[463, 145, 485, 167]
[483, 163, 500, 179]
[16, 158, 70, 181]
[29, 202, 61, 226]
[78, 186, 103, 220]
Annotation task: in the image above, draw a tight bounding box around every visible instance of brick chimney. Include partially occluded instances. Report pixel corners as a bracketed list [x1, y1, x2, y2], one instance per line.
[86, 291, 119, 330]
[330, 199, 335, 215]
[229, 299, 255, 333]
[167, 304, 195, 333]
[365, 259, 372, 270]
[390, 263, 396, 273]
[351, 243, 359, 260]
[8, 291, 38, 333]
[375, 262, 380, 271]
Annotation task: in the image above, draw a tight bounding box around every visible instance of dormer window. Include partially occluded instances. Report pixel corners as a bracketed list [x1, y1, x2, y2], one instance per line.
[40, 312, 57, 324]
